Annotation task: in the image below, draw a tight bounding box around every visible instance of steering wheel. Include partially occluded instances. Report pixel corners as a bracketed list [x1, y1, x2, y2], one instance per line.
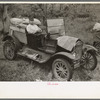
[34, 32, 42, 36]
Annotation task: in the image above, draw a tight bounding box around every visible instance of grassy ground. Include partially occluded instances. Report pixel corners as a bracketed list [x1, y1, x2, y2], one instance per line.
[65, 17, 95, 45]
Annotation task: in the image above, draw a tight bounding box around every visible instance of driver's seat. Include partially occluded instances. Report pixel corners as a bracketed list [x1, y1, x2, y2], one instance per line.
[25, 28, 43, 49]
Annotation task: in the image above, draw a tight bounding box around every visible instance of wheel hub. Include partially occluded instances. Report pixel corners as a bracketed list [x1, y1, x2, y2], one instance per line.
[59, 67, 64, 72]
[86, 57, 89, 63]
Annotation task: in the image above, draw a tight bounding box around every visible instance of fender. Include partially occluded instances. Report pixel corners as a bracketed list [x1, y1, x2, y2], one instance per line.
[2, 35, 13, 41]
[50, 52, 75, 60]
[2, 35, 19, 44]
[83, 44, 98, 52]
[2, 35, 22, 51]
[45, 52, 76, 67]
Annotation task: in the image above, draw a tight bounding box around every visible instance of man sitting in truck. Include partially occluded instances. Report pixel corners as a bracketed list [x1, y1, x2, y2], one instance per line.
[26, 18, 42, 34]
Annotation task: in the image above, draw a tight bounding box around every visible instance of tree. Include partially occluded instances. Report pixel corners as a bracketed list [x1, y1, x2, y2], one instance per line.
[38, 4, 48, 33]
[0, 4, 10, 35]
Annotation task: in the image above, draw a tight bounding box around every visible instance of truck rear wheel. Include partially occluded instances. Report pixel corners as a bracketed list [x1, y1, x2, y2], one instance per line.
[3, 40, 17, 60]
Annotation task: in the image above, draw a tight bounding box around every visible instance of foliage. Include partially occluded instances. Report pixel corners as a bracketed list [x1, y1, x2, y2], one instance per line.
[0, 4, 99, 34]
[0, 4, 98, 20]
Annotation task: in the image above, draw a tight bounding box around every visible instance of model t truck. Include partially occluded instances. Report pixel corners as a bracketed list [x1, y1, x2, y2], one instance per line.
[2, 18, 98, 81]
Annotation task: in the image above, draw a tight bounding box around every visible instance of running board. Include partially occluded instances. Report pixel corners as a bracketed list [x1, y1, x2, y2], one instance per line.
[17, 47, 51, 63]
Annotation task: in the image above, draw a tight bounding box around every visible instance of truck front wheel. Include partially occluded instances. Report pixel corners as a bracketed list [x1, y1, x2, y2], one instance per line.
[52, 58, 73, 81]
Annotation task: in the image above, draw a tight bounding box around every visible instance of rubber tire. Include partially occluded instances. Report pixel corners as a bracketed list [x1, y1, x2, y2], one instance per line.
[52, 58, 73, 81]
[3, 40, 17, 60]
[81, 51, 97, 70]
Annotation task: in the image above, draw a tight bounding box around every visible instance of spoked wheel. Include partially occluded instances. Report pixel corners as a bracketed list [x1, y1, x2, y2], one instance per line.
[3, 40, 17, 60]
[52, 58, 72, 81]
[81, 51, 97, 70]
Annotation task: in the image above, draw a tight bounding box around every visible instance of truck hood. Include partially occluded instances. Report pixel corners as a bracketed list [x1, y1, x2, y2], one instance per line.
[57, 36, 79, 51]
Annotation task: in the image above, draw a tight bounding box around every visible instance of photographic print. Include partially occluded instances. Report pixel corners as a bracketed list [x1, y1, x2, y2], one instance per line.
[0, 1, 100, 99]
[0, 3, 100, 82]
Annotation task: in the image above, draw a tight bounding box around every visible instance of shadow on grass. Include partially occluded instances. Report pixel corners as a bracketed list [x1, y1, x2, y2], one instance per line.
[72, 67, 92, 81]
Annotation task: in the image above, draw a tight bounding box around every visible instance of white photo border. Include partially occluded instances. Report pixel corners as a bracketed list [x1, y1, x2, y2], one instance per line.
[0, 1, 100, 99]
